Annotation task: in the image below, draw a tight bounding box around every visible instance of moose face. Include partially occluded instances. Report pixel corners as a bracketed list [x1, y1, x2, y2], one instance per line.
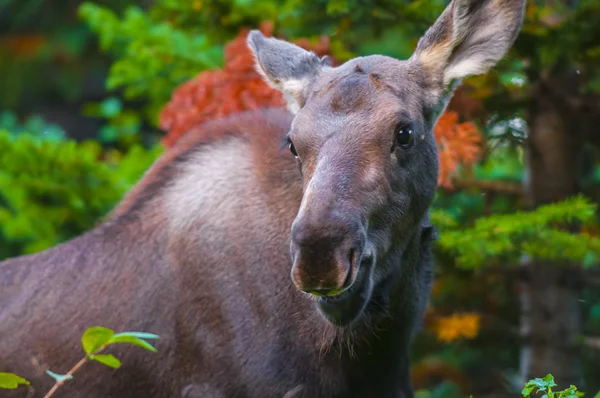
[248, 0, 525, 326]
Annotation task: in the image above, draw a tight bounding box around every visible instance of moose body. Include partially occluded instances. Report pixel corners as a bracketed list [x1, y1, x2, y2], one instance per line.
[1, 108, 433, 398]
[1, 1, 525, 397]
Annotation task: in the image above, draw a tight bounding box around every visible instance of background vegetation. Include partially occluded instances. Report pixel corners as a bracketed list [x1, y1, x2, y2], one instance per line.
[2, 0, 600, 396]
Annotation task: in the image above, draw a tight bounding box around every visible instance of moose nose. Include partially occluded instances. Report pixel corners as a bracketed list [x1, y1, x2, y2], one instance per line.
[290, 214, 364, 296]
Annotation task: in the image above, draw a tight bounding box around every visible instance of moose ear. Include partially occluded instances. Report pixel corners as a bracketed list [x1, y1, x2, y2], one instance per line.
[412, 0, 525, 87]
[247, 30, 329, 114]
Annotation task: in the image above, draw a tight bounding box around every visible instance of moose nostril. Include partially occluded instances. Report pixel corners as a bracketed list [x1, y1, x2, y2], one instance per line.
[343, 248, 356, 285]
[305, 247, 357, 297]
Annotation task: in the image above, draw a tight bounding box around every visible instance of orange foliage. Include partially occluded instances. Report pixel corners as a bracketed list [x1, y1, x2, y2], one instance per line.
[433, 313, 481, 343]
[447, 84, 486, 120]
[435, 111, 482, 188]
[159, 22, 335, 147]
[411, 358, 469, 393]
[159, 24, 483, 185]
[0, 34, 46, 59]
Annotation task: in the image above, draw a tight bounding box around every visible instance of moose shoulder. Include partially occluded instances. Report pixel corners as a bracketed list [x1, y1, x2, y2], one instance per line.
[1, 1, 525, 397]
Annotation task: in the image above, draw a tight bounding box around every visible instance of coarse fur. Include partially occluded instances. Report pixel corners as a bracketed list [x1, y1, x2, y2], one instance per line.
[1, 1, 525, 397]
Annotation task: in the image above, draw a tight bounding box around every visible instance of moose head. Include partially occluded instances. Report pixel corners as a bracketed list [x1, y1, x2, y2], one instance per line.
[248, 0, 525, 326]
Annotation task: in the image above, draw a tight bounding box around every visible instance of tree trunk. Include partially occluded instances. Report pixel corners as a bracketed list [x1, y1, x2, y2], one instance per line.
[519, 85, 583, 387]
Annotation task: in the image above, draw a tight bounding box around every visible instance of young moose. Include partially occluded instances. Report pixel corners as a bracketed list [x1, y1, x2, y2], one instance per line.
[1, 1, 524, 397]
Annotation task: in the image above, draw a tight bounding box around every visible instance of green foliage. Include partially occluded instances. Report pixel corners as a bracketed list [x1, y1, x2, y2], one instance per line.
[78, 328, 158, 370]
[81, 328, 159, 356]
[0, 372, 30, 389]
[89, 354, 121, 369]
[1, 327, 158, 395]
[437, 195, 600, 269]
[520, 0, 600, 94]
[81, 327, 116, 355]
[522, 374, 586, 398]
[54, 326, 158, 384]
[110, 332, 160, 352]
[1, 325, 159, 395]
[76, 0, 451, 127]
[79, 2, 223, 124]
[0, 130, 162, 260]
[82, 97, 142, 145]
[0, 111, 66, 141]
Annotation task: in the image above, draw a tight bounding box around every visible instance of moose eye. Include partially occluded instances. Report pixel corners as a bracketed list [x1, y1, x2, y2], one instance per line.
[289, 141, 299, 158]
[396, 127, 414, 149]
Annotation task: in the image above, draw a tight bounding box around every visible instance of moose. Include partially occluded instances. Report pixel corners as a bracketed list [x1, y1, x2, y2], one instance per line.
[1, 1, 525, 397]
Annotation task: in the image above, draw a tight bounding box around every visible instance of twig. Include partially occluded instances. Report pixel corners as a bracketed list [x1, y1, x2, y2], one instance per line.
[42, 346, 106, 398]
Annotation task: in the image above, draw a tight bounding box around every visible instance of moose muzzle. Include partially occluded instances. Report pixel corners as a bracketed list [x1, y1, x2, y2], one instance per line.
[290, 207, 366, 297]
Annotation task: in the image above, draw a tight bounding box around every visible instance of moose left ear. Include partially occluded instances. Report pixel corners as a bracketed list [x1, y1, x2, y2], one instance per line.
[411, 0, 526, 86]
[247, 30, 330, 114]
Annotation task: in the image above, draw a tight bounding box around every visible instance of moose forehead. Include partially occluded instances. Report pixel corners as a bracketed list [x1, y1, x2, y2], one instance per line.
[291, 56, 428, 140]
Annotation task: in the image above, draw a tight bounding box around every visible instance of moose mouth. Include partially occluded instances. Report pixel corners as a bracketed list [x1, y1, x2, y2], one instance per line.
[315, 254, 375, 327]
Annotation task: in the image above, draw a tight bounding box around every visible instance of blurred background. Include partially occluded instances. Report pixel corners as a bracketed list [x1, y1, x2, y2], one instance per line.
[1, 0, 600, 396]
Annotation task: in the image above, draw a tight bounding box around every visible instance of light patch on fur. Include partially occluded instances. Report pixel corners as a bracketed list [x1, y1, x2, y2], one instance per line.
[282, 78, 308, 96]
[284, 94, 302, 115]
[444, 57, 488, 84]
[416, 42, 452, 75]
[444, 13, 513, 83]
[362, 163, 382, 188]
[282, 78, 310, 114]
[252, 64, 307, 115]
[283, 385, 305, 398]
[164, 139, 254, 234]
[298, 182, 314, 214]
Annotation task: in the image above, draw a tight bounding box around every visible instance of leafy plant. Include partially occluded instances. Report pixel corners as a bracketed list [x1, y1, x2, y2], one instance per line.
[437, 195, 600, 269]
[0, 111, 66, 141]
[0, 130, 162, 260]
[78, 2, 224, 125]
[0, 326, 159, 398]
[82, 96, 142, 145]
[521, 374, 598, 398]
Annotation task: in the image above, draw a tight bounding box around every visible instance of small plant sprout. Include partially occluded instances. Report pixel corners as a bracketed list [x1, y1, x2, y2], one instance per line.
[0, 326, 159, 397]
[40, 326, 159, 398]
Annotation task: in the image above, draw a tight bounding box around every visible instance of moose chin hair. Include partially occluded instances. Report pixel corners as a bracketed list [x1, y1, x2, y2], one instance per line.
[316, 257, 375, 327]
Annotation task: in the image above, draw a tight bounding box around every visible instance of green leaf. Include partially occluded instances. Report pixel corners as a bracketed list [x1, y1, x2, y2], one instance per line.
[90, 354, 121, 369]
[100, 97, 123, 118]
[0, 372, 30, 389]
[113, 332, 160, 340]
[542, 374, 558, 388]
[109, 335, 158, 352]
[45, 370, 73, 383]
[81, 326, 115, 355]
[522, 385, 535, 397]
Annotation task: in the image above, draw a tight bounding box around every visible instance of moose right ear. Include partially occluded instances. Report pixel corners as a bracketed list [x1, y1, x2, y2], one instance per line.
[247, 30, 329, 114]
[411, 0, 525, 88]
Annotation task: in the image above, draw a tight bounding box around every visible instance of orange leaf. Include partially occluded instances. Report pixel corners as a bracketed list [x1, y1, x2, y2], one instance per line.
[159, 23, 337, 147]
[434, 111, 483, 187]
